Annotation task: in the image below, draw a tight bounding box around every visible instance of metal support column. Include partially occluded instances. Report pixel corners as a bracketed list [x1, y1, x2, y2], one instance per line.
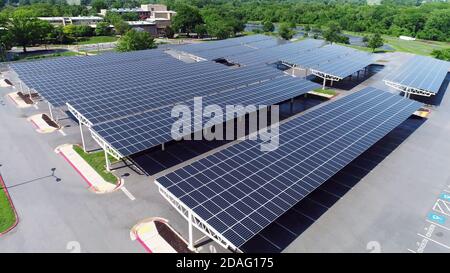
[290, 98, 294, 114]
[188, 210, 194, 251]
[80, 122, 86, 152]
[105, 149, 111, 172]
[48, 102, 54, 120]
[162, 143, 165, 151]
[322, 78, 326, 90]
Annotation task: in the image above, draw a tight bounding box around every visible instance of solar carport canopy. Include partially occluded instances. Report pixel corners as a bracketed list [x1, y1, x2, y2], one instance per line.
[15, 56, 228, 107]
[92, 76, 320, 156]
[68, 64, 283, 125]
[171, 34, 274, 54]
[156, 87, 422, 250]
[225, 39, 325, 66]
[384, 55, 450, 94]
[10, 48, 170, 76]
[282, 44, 374, 79]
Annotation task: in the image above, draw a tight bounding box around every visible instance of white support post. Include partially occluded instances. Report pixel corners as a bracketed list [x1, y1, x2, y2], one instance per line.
[19, 81, 23, 92]
[80, 122, 86, 152]
[330, 80, 333, 87]
[28, 87, 32, 99]
[105, 149, 111, 172]
[48, 102, 54, 121]
[188, 210, 194, 251]
[162, 143, 165, 151]
[291, 66, 295, 76]
[322, 78, 326, 90]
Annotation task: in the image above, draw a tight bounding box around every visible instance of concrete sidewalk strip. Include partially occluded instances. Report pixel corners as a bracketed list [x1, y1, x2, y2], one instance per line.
[55, 144, 119, 194]
[130, 218, 177, 253]
[7, 92, 31, 108]
[27, 114, 58, 134]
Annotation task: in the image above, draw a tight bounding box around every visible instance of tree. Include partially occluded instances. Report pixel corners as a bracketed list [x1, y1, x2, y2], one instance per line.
[362, 35, 369, 44]
[323, 22, 342, 44]
[194, 24, 207, 38]
[0, 14, 12, 61]
[262, 21, 274, 32]
[116, 29, 156, 52]
[165, 25, 175, 38]
[367, 33, 384, 52]
[206, 19, 232, 40]
[91, 0, 107, 13]
[113, 20, 130, 35]
[171, 4, 203, 36]
[8, 10, 53, 52]
[431, 48, 450, 61]
[95, 21, 111, 36]
[278, 23, 294, 40]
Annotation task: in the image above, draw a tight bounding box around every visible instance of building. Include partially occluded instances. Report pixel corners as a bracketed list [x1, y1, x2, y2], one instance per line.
[127, 21, 158, 36]
[100, 4, 175, 36]
[38, 16, 104, 27]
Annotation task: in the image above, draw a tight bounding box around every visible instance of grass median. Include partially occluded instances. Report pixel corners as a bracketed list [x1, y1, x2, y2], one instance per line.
[73, 145, 118, 185]
[0, 186, 16, 234]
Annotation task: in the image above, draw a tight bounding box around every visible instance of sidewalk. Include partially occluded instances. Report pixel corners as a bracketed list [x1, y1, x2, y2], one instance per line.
[55, 144, 119, 194]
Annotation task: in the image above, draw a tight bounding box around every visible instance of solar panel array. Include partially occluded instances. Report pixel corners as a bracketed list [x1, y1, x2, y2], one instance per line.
[282, 44, 374, 79]
[384, 55, 450, 94]
[225, 39, 325, 66]
[10, 48, 170, 75]
[156, 87, 422, 249]
[170, 35, 283, 60]
[69, 64, 284, 124]
[18, 56, 228, 106]
[93, 76, 321, 156]
[171, 34, 274, 54]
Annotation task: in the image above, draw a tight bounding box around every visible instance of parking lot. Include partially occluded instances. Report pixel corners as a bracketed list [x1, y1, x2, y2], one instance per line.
[0, 51, 449, 253]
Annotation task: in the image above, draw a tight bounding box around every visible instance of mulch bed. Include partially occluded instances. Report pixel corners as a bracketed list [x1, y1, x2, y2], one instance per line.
[42, 114, 60, 129]
[17, 92, 39, 104]
[155, 221, 193, 253]
[4, 79, 13, 86]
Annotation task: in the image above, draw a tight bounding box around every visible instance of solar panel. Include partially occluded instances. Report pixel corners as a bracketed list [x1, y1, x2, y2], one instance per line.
[92, 76, 320, 156]
[155, 87, 423, 249]
[384, 55, 450, 94]
[10, 48, 169, 76]
[226, 39, 325, 66]
[171, 35, 274, 54]
[68, 64, 283, 124]
[311, 51, 374, 78]
[19, 59, 228, 107]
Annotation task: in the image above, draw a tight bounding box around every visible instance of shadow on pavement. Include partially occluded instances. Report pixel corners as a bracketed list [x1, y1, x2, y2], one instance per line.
[130, 95, 325, 176]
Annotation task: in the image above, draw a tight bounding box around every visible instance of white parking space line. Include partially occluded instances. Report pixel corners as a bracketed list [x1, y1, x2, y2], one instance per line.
[417, 233, 450, 250]
[34, 104, 38, 109]
[120, 186, 135, 201]
[59, 129, 67, 136]
[407, 248, 416, 253]
[433, 199, 450, 216]
[426, 219, 450, 231]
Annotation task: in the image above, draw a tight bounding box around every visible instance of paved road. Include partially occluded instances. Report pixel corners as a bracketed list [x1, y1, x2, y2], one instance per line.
[0, 85, 203, 253]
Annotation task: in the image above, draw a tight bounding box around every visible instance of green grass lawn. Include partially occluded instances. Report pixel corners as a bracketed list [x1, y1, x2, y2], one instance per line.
[313, 88, 338, 96]
[0, 187, 16, 234]
[16, 51, 82, 61]
[339, 43, 392, 53]
[76, 36, 118, 45]
[73, 145, 118, 185]
[343, 31, 450, 56]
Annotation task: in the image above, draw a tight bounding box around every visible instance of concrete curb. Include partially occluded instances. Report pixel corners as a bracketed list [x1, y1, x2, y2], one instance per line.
[55, 144, 121, 194]
[0, 175, 19, 237]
